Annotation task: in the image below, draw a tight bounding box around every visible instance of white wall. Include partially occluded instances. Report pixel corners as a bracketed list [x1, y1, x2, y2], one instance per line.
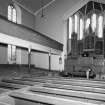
[35, 0, 83, 43]
[16, 47, 21, 64]
[31, 51, 63, 71]
[0, 32, 62, 71]
[0, 44, 7, 64]
[21, 49, 28, 64]
[0, 44, 28, 65]
[31, 52, 49, 69]
[0, 0, 64, 69]
[0, 44, 63, 70]
[35, 0, 84, 71]
[35, 0, 93, 71]
[51, 55, 60, 71]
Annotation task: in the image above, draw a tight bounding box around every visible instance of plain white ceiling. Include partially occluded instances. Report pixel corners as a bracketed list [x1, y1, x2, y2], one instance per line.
[14, 0, 105, 16]
[15, 0, 54, 14]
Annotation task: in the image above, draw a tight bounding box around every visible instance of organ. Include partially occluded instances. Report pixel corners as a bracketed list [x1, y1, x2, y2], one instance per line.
[65, 1, 105, 77]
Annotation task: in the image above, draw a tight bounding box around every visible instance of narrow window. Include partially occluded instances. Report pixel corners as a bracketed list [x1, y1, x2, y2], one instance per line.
[69, 17, 73, 39]
[86, 18, 90, 30]
[8, 5, 17, 23]
[8, 5, 12, 21]
[98, 15, 103, 38]
[80, 19, 84, 40]
[12, 8, 16, 23]
[92, 14, 96, 32]
[75, 14, 78, 33]
[8, 45, 12, 63]
[8, 45, 16, 64]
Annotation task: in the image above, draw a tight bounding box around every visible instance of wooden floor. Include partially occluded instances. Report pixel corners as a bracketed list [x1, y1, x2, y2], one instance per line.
[0, 67, 105, 105]
[0, 77, 104, 105]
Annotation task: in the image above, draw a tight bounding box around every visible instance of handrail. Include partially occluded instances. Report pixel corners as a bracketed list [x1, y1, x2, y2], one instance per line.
[0, 15, 63, 51]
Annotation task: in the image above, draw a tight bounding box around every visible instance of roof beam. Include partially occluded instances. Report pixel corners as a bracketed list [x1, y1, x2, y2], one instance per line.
[13, 0, 35, 15]
[34, 0, 56, 16]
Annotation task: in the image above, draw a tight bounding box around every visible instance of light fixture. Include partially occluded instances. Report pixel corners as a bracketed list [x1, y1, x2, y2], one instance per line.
[41, 0, 45, 18]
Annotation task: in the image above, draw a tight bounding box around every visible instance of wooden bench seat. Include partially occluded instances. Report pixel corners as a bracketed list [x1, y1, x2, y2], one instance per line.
[0, 88, 10, 94]
[0, 95, 15, 105]
[50, 80, 105, 88]
[0, 82, 26, 90]
[30, 86, 105, 102]
[10, 90, 102, 105]
[8, 77, 105, 105]
[43, 83, 105, 94]
[0, 102, 11, 105]
[14, 77, 105, 88]
[15, 77, 105, 85]
[2, 79, 39, 86]
[14, 78, 46, 83]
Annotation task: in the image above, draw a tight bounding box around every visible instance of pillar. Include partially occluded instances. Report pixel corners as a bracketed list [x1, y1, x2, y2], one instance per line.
[28, 47, 31, 73]
[49, 52, 51, 71]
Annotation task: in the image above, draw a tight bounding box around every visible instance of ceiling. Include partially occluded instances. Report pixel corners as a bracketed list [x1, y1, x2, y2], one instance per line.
[79, 1, 105, 15]
[14, 0, 54, 14]
[14, 0, 105, 16]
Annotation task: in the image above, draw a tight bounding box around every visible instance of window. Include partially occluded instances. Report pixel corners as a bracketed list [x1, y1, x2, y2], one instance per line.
[86, 18, 90, 30]
[98, 15, 103, 38]
[80, 19, 84, 40]
[12, 8, 16, 23]
[8, 45, 12, 63]
[8, 5, 12, 21]
[8, 5, 17, 23]
[8, 45, 16, 64]
[91, 14, 96, 32]
[69, 17, 73, 39]
[74, 14, 78, 33]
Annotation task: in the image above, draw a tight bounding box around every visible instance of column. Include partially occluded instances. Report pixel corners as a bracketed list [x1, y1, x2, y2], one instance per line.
[28, 47, 31, 73]
[49, 52, 51, 71]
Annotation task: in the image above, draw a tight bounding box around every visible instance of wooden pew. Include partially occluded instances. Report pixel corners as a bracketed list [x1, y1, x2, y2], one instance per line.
[2, 79, 39, 86]
[0, 88, 10, 94]
[13, 77, 105, 94]
[8, 77, 105, 105]
[0, 95, 15, 105]
[14, 78, 46, 83]
[43, 83, 105, 94]
[14, 78, 105, 88]
[30, 86, 105, 102]
[20, 76, 105, 85]
[0, 102, 11, 105]
[16, 77, 105, 85]
[10, 90, 102, 105]
[4, 77, 105, 92]
[0, 82, 26, 90]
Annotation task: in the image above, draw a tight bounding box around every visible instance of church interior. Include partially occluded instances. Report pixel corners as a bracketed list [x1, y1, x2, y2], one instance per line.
[0, 0, 105, 105]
